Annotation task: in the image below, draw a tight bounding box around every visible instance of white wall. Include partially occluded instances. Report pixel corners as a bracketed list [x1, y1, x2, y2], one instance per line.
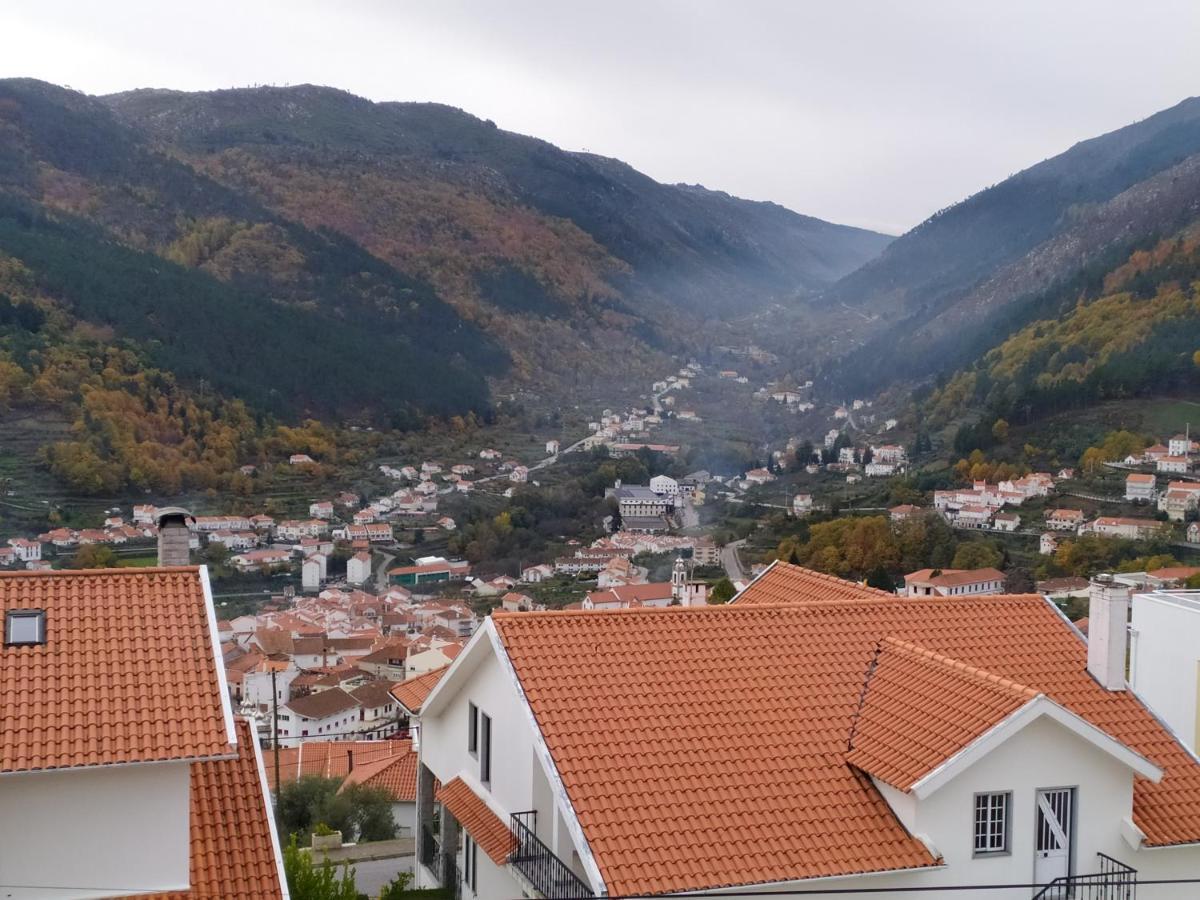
[738, 715, 1200, 900]
[0, 760, 191, 899]
[1132, 593, 1200, 752]
[418, 641, 597, 898]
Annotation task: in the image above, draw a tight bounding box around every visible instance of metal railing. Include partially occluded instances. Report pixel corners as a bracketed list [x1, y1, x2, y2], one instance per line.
[510, 811, 594, 898]
[1033, 852, 1137, 899]
[420, 824, 439, 870]
[419, 825, 462, 900]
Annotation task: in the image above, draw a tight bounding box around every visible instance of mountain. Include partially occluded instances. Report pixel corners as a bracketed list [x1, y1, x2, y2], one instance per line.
[818, 96, 1200, 394]
[0, 77, 889, 494]
[102, 84, 891, 324]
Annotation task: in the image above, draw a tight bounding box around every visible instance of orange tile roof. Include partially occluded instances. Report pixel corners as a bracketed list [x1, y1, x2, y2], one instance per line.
[492, 584, 1200, 893]
[125, 718, 286, 898]
[904, 567, 1005, 587]
[846, 637, 1038, 791]
[1, 567, 233, 773]
[436, 777, 515, 865]
[391, 665, 449, 714]
[339, 738, 419, 801]
[730, 561, 893, 605]
[265, 739, 412, 790]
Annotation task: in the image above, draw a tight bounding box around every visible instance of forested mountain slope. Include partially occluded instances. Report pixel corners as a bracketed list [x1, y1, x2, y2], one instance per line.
[819, 96, 1200, 394]
[925, 231, 1200, 443]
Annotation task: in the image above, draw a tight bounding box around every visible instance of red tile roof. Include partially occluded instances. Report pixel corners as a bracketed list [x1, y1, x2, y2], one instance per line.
[339, 738, 419, 801]
[125, 718, 286, 898]
[1, 567, 233, 773]
[491, 574, 1200, 893]
[730, 561, 893, 605]
[391, 665, 449, 714]
[846, 637, 1038, 791]
[436, 777, 515, 865]
[265, 739, 413, 790]
[904, 567, 1005, 587]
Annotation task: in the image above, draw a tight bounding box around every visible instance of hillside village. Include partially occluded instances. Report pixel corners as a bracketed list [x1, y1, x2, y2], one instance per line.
[11, 46, 1200, 900]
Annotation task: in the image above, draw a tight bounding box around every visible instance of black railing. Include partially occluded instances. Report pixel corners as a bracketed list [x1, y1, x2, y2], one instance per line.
[510, 811, 593, 898]
[420, 825, 462, 900]
[1033, 853, 1137, 899]
[419, 824, 438, 870]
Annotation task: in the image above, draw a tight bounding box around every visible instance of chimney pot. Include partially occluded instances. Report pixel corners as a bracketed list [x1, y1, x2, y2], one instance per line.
[1087, 574, 1130, 691]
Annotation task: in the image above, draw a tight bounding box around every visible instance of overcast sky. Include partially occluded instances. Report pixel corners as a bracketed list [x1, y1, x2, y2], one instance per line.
[6, 1, 1200, 234]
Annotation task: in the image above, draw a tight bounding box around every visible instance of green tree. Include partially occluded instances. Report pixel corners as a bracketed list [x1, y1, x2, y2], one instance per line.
[708, 577, 736, 604]
[341, 783, 398, 843]
[70, 543, 120, 569]
[282, 834, 358, 900]
[378, 872, 415, 900]
[951, 541, 1003, 570]
[278, 776, 352, 840]
[865, 565, 895, 592]
[991, 418, 1010, 444]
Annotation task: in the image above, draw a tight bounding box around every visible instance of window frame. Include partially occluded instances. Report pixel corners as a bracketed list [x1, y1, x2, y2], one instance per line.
[973, 790, 1012, 857]
[463, 835, 478, 893]
[480, 711, 492, 786]
[468, 702, 479, 756]
[5, 609, 46, 646]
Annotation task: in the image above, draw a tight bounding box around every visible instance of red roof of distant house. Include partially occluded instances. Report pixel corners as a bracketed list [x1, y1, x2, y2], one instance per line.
[731, 562, 892, 605]
[338, 738, 420, 801]
[391, 666, 450, 715]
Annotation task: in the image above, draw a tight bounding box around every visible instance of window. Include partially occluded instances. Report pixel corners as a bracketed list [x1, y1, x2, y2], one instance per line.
[468, 702, 479, 755]
[5, 610, 45, 646]
[463, 835, 478, 893]
[974, 792, 1011, 855]
[480, 712, 492, 785]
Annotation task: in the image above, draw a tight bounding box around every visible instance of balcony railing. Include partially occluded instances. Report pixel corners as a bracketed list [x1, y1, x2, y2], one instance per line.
[510, 811, 593, 899]
[420, 825, 462, 900]
[1033, 852, 1137, 899]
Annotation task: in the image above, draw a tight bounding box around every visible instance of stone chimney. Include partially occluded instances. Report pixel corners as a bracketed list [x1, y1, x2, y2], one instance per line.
[1087, 574, 1130, 691]
[155, 507, 193, 567]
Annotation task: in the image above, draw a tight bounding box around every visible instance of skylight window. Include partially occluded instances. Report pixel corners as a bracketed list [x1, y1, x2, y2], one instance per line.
[5, 610, 46, 646]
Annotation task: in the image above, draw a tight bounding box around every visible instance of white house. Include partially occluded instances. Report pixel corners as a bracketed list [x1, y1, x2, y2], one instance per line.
[648, 474, 680, 497]
[1126, 473, 1158, 502]
[0, 567, 286, 899]
[1088, 517, 1166, 541]
[1168, 434, 1194, 457]
[903, 567, 1005, 596]
[309, 501, 334, 519]
[411, 566, 1200, 900]
[792, 493, 813, 516]
[1158, 455, 1190, 474]
[277, 688, 363, 747]
[520, 563, 554, 583]
[338, 740, 421, 836]
[991, 511, 1020, 532]
[302, 553, 327, 591]
[6, 538, 41, 563]
[347, 550, 373, 586]
[1040, 532, 1060, 555]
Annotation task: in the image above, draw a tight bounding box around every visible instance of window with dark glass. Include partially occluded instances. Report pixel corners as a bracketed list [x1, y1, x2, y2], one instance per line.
[974, 791, 1011, 855]
[468, 702, 478, 754]
[480, 712, 492, 785]
[5, 610, 45, 646]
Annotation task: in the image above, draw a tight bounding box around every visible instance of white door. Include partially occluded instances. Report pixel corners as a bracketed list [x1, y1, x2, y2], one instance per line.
[1034, 788, 1073, 888]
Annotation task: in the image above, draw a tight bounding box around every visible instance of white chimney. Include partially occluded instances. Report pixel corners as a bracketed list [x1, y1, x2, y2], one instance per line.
[1087, 574, 1130, 691]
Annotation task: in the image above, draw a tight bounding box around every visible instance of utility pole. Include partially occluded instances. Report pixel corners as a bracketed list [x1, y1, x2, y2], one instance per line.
[271, 668, 281, 815]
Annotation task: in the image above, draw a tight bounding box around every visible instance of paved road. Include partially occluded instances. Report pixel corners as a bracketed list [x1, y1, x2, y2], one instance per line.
[678, 498, 700, 530]
[374, 550, 396, 590]
[721, 539, 748, 583]
[350, 854, 414, 896]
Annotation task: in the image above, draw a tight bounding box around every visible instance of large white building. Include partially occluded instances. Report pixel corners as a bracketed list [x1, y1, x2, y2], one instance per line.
[410, 564, 1200, 900]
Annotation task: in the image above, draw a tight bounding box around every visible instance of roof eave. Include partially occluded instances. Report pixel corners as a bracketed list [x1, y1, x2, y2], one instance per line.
[911, 695, 1162, 800]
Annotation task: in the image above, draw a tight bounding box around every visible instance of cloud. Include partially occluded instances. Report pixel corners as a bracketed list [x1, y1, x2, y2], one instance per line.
[4, 0, 1199, 232]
